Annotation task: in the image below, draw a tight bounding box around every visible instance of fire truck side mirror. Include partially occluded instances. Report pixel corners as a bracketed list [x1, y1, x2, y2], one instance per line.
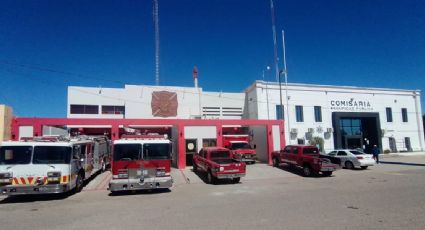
[253, 144, 257, 149]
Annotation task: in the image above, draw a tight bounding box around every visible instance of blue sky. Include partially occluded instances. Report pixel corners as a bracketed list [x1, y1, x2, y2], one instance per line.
[0, 0, 424, 117]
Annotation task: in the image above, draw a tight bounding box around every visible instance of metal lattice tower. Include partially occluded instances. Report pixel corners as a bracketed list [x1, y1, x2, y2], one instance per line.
[153, 0, 160, 85]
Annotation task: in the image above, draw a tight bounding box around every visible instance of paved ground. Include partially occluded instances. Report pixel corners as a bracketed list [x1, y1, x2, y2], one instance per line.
[1, 154, 425, 230]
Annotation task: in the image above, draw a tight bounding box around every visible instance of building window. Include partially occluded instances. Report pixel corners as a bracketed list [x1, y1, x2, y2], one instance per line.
[276, 105, 284, 120]
[314, 106, 322, 122]
[70, 105, 99, 114]
[102, 105, 125, 115]
[340, 118, 362, 136]
[295, 105, 304, 122]
[401, 108, 408, 122]
[202, 139, 217, 147]
[386, 107, 393, 122]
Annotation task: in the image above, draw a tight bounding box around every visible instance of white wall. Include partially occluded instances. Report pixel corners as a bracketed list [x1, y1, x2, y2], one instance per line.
[68, 85, 245, 120]
[184, 126, 217, 152]
[249, 81, 424, 152]
[68, 86, 125, 118]
[19, 126, 33, 139]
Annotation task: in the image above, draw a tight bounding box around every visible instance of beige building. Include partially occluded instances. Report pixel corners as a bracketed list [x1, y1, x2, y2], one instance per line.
[0, 105, 13, 141]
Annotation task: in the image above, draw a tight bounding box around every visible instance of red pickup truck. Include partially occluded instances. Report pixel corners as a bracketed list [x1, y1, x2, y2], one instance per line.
[272, 145, 341, 177]
[193, 147, 246, 184]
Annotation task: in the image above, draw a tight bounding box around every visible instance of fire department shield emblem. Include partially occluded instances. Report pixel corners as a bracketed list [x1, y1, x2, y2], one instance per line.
[151, 91, 178, 117]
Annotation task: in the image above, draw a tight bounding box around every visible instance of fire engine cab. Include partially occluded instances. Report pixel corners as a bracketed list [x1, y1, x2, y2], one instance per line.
[109, 134, 173, 193]
[0, 135, 110, 196]
[222, 135, 257, 164]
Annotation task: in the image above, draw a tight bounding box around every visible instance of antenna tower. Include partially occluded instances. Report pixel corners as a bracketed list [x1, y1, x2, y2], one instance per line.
[153, 0, 160, 85]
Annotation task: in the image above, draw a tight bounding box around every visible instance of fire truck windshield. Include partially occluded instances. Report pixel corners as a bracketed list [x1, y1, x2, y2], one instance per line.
[33, 146, 72, 164]
[231, 142, 251, 149]
[143, 144, 170, 160]
[114, 144, 141, 161]
[0, 146, 32, 165]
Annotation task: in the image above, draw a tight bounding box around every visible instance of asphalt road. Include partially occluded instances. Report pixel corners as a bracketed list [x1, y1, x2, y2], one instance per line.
[1, 154, 425, 230]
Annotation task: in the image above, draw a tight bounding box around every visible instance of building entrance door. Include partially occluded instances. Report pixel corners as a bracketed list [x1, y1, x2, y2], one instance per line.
[185, 139, 197, 166]
[345, 135, 363, 149]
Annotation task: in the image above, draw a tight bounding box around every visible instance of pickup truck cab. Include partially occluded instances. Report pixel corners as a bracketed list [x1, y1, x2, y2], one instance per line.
[193, 147, 246, 184]
[272, 145, 340, 177]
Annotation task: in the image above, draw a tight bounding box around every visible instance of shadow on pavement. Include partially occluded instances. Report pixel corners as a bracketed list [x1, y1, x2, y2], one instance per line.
[0, 169, 107, 204]
[275, 164, 335, 178]
[108, 188, 171, 196]
[0, 192, 72, 204]
[191, 169, 241, 185]
[379, 161, 425, 167]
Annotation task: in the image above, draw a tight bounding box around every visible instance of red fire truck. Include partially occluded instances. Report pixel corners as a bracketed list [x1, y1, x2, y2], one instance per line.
[222, 135, 257, 164]
[108, 134, 173, 193]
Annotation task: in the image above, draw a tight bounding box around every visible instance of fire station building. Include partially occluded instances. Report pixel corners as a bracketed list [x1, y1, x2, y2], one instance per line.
[7, 80, 424, 168]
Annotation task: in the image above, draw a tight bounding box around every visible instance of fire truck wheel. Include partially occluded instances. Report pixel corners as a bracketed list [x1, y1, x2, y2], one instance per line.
[75, 174, 84, 192]
[101, 162, 106, 172]
[193, 163, 198, 173]
[207, 171, 216, 184]
[232, 177, 241, 184]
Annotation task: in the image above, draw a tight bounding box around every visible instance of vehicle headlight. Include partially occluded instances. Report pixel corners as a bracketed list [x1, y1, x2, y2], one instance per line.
[117, 169, 129, 179]
[0, 172, 13, 179]
[156, 168, 167, 177]
[47, 171, 61, 182]
[219, 167, 224, 172]
[0, 172, 13, 183]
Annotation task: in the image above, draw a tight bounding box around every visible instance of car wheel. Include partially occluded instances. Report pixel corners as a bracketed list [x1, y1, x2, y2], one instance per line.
[232, 177, 241, 184]
[273, 158, 279, 167]
[207, 171, 216, 184]
[322, 171, 333, 177]
[302, 165, 312, 177]
[345, 161, 354, 170]
[361, 166, 368, 170]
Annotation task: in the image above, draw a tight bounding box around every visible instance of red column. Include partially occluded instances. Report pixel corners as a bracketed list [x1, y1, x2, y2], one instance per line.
[177, 124, 186, 169]
[11, 119, 19, 141]
[216, 125, 223, 147]
[111, 125, 119, 141]
[33, 123, 42, 137]
[267, 124, 274, 165]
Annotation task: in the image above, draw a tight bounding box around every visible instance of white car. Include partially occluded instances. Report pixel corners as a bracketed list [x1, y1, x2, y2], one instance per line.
[327, 149, 375, 169]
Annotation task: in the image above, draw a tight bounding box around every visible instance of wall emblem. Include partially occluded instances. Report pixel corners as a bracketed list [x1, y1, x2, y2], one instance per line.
[151, 91, 178, 117]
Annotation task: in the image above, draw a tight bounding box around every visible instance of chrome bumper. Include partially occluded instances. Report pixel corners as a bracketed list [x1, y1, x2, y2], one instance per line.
[216, 173, 245, 179]
[0, 184, 69, 196]
[235, 155, 257, 162]
[109, 176, 173, 192]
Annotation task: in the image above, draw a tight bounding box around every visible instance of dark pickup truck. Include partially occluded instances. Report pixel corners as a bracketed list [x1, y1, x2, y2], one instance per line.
[193, 147, 246, 184]
[272, 145, 341, 177]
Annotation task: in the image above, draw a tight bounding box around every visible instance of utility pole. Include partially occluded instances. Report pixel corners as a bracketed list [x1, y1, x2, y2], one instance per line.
[269, 0, 280, 83]
[282, 30, 290, 144]
[263, 66, 271, 120]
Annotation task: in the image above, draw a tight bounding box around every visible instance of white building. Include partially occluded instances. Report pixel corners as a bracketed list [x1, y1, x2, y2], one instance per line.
[67, 81, 425, 153]
[68, 85, 245, 120]
[246, 81, 425, 152]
